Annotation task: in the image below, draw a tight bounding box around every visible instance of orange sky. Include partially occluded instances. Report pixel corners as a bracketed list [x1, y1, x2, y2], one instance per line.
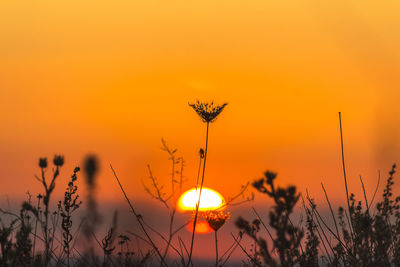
[1, 0, 400, 212]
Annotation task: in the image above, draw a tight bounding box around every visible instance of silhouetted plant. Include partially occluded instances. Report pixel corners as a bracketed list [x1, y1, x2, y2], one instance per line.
[60, 166, 82, 267]
[187, 101, 227, 267]
[83, 155, 101, 241]
[204, 210, 230, 267]
[101, 211, 117, 267]
[299, 197, 319, 267]
[235, 217, 266, 266]
[142, 139, 188, 264]
[0, 203, 33, 266]
[13, 203, 33, 266]
[0, 217, 17, 265]
[237, 171, 303, 267]
[34, 155, 64, 266]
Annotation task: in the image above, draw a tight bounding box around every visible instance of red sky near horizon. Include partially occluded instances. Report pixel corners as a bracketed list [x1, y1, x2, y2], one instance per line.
[1, 0, 400, 220]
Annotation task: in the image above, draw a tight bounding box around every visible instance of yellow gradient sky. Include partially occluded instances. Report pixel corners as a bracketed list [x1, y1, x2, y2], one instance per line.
[1, 0, 400, 208]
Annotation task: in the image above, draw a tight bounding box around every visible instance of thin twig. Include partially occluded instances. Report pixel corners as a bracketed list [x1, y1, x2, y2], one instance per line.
[369, 170, 380, 210]
[321, 183, 341, 243]
[251, 207, 274, 242]
[359, 175, 369, 214]
[220, 232, 242, 267]
[231, 233, 261, 267]
[110, 164, 166, 266]
[338, 112, 354, 238]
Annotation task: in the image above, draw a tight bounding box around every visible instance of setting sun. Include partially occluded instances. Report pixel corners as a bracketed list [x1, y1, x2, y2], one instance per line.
[177, 187, 225, 212]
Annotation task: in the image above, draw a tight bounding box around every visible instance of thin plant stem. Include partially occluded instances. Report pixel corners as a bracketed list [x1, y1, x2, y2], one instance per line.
[42, 168, 50, 266]
[251, 207, 274, 243]
[343, 210, 354, 241]
[195, 152, 203, 189]
[359, 174, 374, 265]
[321, 183, 341, 243]
[369, 170, 380, 210]
[305, 193, 350, 252]
[171, 153, 175, 196]
[43, 166, 59, 266]
[179, 157, 185, 193]
[161, 208, 176, 261]
[215, 230, 219, 267]
[187, 121, 210, 266]
[231, 233, 261, 267]
[32, 196, 41, 259]
[359, 175, 369, 213]
[50, 207, 60, 260]
[288, 217, 304, 255]
[314, 215, 333, 264]
[339, 112, 354, 236]
[312, 208, 333, 264]
[220, 232, 242, 267]
[179, 236, 194, 267]
[110, 164, 166, 267]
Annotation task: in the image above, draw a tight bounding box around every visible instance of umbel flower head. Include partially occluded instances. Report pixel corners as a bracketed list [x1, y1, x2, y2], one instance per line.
[204, 210, 231, 231]
[189, 101, 228, 123]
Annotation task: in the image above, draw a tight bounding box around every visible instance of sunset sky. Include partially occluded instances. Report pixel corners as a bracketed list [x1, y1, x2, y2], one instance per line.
[1, 2, 400, 256]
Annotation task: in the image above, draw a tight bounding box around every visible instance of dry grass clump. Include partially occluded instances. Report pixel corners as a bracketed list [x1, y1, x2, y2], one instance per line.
[234, 165, 400, 267]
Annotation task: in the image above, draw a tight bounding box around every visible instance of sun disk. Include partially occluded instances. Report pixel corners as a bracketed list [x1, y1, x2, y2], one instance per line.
[177, 187, 225, 212]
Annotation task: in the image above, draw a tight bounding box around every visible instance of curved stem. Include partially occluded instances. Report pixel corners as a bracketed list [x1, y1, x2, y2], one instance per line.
[187, 122, 210, 266]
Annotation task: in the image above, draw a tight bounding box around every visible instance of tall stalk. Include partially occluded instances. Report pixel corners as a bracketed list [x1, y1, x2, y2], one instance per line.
[187, 101, 227, 266]
[339, 112, 354, 236]
[187, 122, 209, 266]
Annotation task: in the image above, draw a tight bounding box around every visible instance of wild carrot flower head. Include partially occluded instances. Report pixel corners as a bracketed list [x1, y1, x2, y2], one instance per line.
[204, 210, 230, 231]
[189, 101, 228, 123]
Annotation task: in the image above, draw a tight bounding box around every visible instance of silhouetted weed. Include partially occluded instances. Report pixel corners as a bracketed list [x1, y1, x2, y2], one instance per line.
[187, 101, 228, 267]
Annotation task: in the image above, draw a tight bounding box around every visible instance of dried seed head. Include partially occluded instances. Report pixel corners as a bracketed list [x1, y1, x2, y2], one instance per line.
[39, 157, 48, 168]
[189, 101, 228, 123]
[53, 155, 65, 167]
[204, 210, 230, 231]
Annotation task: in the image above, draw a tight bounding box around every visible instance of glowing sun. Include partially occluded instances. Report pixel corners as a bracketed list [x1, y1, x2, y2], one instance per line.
[177, 187, 226, 212]
[177, 187, 226, 234]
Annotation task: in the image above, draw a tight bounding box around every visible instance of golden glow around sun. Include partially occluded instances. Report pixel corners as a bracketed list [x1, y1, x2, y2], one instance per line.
[177, 187, 225, 212]
[186, 219, 213, 234]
